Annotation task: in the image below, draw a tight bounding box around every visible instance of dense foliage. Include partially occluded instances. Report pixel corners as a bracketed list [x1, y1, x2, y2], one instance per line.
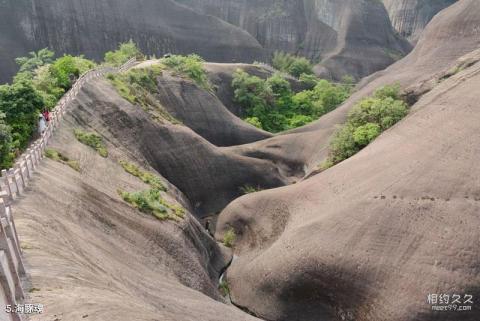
[0, 80, 44, 162]
[326, 84, 408, 166]
[232, 70, 351, 132]
[272, 51, 314, 78]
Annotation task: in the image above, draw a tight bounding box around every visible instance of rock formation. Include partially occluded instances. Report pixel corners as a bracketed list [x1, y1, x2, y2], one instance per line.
[0, 0, 264, 83]
[7, 1, 480, 321]
[177, 0, 412, 80]
[215, 1, 480, 320]
[382, 0, 457, 43]
[0, 0, 413, 83]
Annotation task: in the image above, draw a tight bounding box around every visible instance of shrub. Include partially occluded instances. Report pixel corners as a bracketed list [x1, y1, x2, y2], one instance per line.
[223, 228, 236, 248]
[74, 130, 108, 157]
[272, 51, 313, 78]
[119, 188, 185, 221]
[162, 54, 211, 90]
[45, 148, 80, 172]
[119, 160, 166, 191]
[104, 40, 142, 66]
[327, 84, 408, 166]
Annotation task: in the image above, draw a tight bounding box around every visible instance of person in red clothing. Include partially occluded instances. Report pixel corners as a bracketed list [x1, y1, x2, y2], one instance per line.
[42, 108, 50, 123]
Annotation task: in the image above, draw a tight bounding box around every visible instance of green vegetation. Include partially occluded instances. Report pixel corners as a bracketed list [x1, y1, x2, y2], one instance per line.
[119, 188, 185, 221]
[45, 148, 80, 171]
[0, 112, 13, 168]
[232, 70, 351, 132]
[272, 51, 314, 78]
[223, 228, 236, 248]
[107, 66, 180, 124]
[119, 160, 166, 191]
[218, 279, 230, 297]
[161, 54, 211, 90]
[74, 130, 108, 157]
[240, 184, 262, 194]
[0, 80, 44, 167]
[104, 40, 142, 67]
[326, 84, 408, 166]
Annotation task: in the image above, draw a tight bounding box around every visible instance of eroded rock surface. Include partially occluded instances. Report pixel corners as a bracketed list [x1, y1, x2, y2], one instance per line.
[382, 0, 457, 43]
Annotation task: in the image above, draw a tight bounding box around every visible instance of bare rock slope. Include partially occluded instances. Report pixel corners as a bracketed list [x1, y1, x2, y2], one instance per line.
[382, 0, 457, 43]
[214, 1, 480, 320]
[15, 79, 269, 321]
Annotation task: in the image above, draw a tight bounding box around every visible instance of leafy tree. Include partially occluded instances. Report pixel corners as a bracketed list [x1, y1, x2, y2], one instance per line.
[15, 48, 54, 74]
[0, 112, 13, 168]
[0, 80, 44, 151]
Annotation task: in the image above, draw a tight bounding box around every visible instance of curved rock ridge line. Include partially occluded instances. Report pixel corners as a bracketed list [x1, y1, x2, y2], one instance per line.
[176, 0, 412, 80]
[223, 0, 480, 180]
[215, 1, 480, 320]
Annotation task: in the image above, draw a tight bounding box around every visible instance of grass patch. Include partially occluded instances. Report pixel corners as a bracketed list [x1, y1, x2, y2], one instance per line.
[119, 160, 166, 191]
[119, 188, 185, 221]
[223, 228, 236, 248]
[74, 130, 108, 157]
[218, 279, 230, 297]
[45, 148, 80, 171]
[240, 184, 262, 194]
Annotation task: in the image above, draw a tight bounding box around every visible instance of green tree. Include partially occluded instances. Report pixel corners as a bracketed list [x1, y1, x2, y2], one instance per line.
[0, 112, 13, 168]
[0, 80, 44, 151]
[15, 48, 54, 74]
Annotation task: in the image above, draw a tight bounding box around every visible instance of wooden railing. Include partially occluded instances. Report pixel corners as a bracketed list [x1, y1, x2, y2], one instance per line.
[0, 57, 136, 321]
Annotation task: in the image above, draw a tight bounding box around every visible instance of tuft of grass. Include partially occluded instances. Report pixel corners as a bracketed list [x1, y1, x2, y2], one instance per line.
[74, 130, 108, 157]
[28, 288, 41, 293]
[240, 184, 262, 194]
[119, 188, 185, 221]
[218, 279, 230, 297]
[119, 160, 167, 191]
[223, 228, 236, 248]
[45, 148, 80, 172]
